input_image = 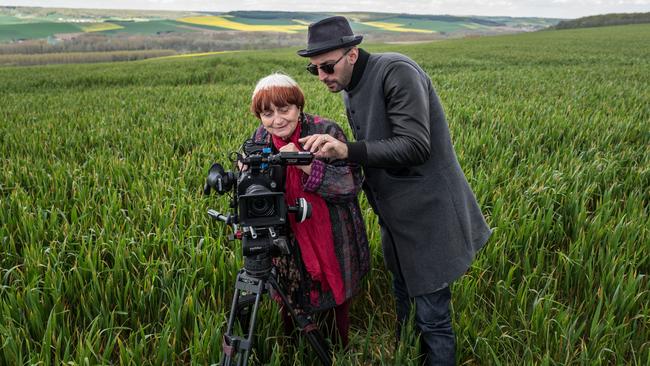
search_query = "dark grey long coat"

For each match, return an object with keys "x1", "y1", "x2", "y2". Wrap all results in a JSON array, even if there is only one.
[{"x1": 343, "y1": 51, "x2": 492, "y2": 297}]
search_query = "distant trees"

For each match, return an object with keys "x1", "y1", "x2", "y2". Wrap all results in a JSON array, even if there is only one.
[
  {"x1": 0, "y1": 28, "x2": 495, "y2": 67},
  {"x1": 0, "y1": 30, "x2": 447, "y2": 57},
  {"x1": 554, "y1": 12, "x2": 650, "y2": 29},
  {"x1": 0, "y1": 49, "x2": 176, "y2": 66},
  {"x1": 0, "y1": 31, "x2": 307, "y2": 55}
]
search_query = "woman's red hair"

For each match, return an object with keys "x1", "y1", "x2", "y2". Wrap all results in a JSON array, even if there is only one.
[{"x1": 250, "y1": 74, "x2": 305, "y2": 118}]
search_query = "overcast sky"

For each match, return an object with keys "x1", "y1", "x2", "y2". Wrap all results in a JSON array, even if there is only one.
[{"x1": 2, "y1": 0, "x2": 650, "y2": 19}]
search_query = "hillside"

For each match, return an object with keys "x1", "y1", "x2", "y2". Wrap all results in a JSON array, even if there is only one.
[
  {"x1": 0, "y1": 7, "x2": 561, "y2": 66},
  {"x1": 0, "y1": 6, "x2": 560, "y2": 44},
  {"x1": 553, "y1": 12, "x2": 650, "y2": 29}
]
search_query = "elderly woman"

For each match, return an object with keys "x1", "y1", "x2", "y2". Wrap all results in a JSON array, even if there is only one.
[{"x1": 248, "y1": 73, "x2": 370, "y2": 348}]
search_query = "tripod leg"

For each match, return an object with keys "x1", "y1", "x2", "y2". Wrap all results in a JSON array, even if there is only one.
[
  {"x1": 242, "y1": 288, "x2": 264, "y2": 365},
  {"x1": 235, "y1": 294, "x2": 257, "y2": 335},
  {"x1": 268, "y1": 275, "x2": 332, "y2": 366},
  {"x1": 221, "y1": 272, "x2": 266, "y2": 366},
  {"x1": 221, "y1": 281, "x2": 242, "y2": 366}
]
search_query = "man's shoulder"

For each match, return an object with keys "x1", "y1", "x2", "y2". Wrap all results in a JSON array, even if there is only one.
[
  {"x1": 369, "y1": 52, "x2": 422, "y2": 78},
  {"x1": 370, "y1": 52, "x2": 416, "y2": 65}
]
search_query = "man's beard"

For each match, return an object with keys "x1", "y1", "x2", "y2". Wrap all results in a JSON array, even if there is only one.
[
  {"x1": 323, "y1": 68, "x2": 351, "y2": 93},
  {"x1": 324, "y1": 79, "x2": 345, "y2": 93}
]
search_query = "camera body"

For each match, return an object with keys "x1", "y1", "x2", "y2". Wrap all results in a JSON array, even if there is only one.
[{"x1": 204, "y1": 140, "x2": 313, "y2": 276}]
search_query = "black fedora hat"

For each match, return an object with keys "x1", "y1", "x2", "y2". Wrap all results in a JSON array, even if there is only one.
[{"x1": 297, "y1": 16, "x2": 363, "y2": 57}]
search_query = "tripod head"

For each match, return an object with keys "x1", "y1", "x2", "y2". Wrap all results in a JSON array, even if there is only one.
[{"x1": 208, "y1": 209, "x2": 290, "y2": 277}]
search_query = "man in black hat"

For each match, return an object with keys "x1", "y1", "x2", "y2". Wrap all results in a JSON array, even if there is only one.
[{"x1": 298, "y1": 16, "x2": 492, "y2": 365}]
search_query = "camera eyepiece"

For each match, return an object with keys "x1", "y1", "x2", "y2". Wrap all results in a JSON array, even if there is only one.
[{"x1": 204, "y1": 163, "x2": 235, "y2": 195}]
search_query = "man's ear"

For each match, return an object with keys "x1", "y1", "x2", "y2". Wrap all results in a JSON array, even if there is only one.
[{"x1": 348, "y1": 47, "x2": 359, "y2": 65}]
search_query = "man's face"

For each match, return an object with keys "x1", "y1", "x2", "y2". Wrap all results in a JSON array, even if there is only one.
[{"x1": 308, "y1": 48, "x2": 357, "y2": 93}]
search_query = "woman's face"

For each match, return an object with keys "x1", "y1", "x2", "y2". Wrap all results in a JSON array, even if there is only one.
[{"x1": 259, "y1": 103, "x2": 300, "y2": 140}]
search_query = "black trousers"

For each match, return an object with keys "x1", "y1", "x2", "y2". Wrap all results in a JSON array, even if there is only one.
[{"x1": 393, "y1": 275, "x2": 456, "y2": 366}]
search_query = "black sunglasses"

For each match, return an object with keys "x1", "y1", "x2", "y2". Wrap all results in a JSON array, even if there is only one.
[{"x1": 306, "y1": 48, "x2": 351, "y2": 76}]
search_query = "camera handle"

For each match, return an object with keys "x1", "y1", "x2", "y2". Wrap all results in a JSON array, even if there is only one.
[
  {"x1": 208, "y1": 209, "x2": 239, "y2": 234},
  {"x1": 208, "y1": 209, "x2": 234, "y2": 224},
  {"x1": 288, "y1": 197, "x2": 311, "y2": 223}
]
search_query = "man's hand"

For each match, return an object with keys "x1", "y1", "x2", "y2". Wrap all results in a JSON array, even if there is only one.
[
  {"x1": 280, "y1": 143, "x2": 312, "y2": 175},
  {"x1": 299, "y1": 134, "x2": 348, "y2": 160}
]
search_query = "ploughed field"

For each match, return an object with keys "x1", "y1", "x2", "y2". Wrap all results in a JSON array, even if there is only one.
[{"x1": 1, "y1": 24, "x2": 648, "y2": 365}]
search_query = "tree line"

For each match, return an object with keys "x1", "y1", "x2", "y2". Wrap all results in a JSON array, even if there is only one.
[
  {"x1": 0, "y1": 31, "x2": 309, "y2": 55},
  {"x1": 553, "y1": 12, "x2": 650, "y2": 29},
  {"x1": 0, "y1": 30, "x2": 447, "y2": 58},
  {"x1": 0, "y1": 49, "x2": 176, "y2": 66}
]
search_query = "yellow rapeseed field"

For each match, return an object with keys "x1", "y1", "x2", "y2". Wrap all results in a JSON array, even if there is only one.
[
  {"x1": 81, "y1": 22, "x2": 124, "y2": 32},
  {"x1": 291, "y1": 19, "x2": 311, "y2": 26},
  {"x1": 177, "y1": 16, "x2": 306, "y2": 33},
  {"x1": 362, "y1": 21, "x2": 433, "y2": 33}
]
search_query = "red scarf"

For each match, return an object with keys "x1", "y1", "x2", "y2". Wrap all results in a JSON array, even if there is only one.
[{"x1": 271, "y1": 122, "x2": 345, "y2": 305}]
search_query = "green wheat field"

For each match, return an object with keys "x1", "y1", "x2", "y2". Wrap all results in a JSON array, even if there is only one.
[{"x1": 1, "y1": 24, "x2": 648, "y2": 365}]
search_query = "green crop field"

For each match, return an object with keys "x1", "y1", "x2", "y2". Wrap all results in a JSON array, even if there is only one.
[
  {"x1": 0, "y1": 22, "x2": 82, "y2": 41},
  {"x1": 349, "y1": 22, "x2": 384, "y2": 33},
  {"x1": 1, "y1": 24, "x2": 648, "y2": 365},
  {"x1": 488, "y1": 16, "x2": 560, "y2": 27},
  {"x1": 0, "y1": 14, "x2": 23, "y2": 25},
  {"x1": 371, "y1": 17, "x2": 491, "y2": 32}
]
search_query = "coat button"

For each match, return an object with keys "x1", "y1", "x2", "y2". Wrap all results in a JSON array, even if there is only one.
[{"x1": 351, "y1": 110, "x2": 356, "y2": 114}]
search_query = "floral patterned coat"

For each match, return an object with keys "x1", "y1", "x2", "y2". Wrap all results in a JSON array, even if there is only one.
[{"x1": 250, "y1": 112, "x2": 371, "y2": 313}]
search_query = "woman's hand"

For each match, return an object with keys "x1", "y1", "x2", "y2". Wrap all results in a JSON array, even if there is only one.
[
  {"x1": 237, "y1": 155, "x2": 248, "y2": 171},
  {"x1": 280, "y1": 143, "x2": 312, "y2": 175},
  {"x1": 279, "y1": 143, "x2": 299, "y2": 153},
  {"x1": 237, "y1": 161, "x2": 245, "y2": 171}
]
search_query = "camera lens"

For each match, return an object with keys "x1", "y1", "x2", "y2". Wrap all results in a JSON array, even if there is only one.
[
  {"x1": 245, "y1": 184, "x2": 277, "y2": 217},
  {"x1": 249, "y1": 196, "x2": 276, "y2": 217}
]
